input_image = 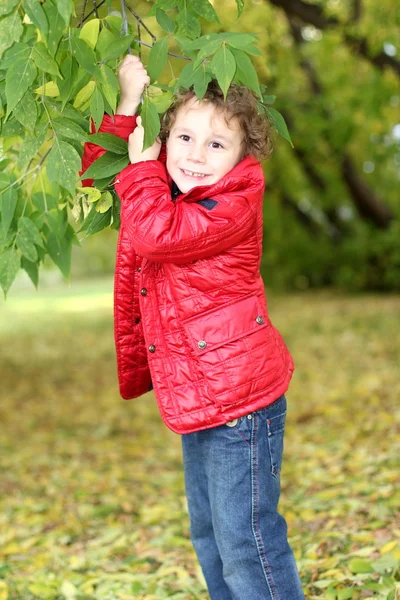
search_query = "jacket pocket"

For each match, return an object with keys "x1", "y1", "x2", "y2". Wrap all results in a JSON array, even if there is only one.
[
  {"x1": 183, "y1": 293, "x2": 268, "y2": 355},
  {"x1": 182, "y1": 293, "x2": 271, "y2": 406}
]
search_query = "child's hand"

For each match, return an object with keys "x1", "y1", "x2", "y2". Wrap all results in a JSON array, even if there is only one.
[
  {"x1": 117, "y1": 55, "x2": 150, "y2": 116},
  {"x1": 128, "y1": 116, "x2": 162, "y2": 164}
]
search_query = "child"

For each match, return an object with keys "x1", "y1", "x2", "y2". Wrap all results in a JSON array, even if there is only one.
[{"x1": 82, "y1": 55, "x2": 305, "y2": 600}]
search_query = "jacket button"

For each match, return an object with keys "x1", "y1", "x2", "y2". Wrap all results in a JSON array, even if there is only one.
[
  {"x1": 197, "y1": 340, "x2": 207, "y2": 350},
  {"x1": 141, "y1": 288, "x2": 147, "y2": 296},
  {"x1": 256, "y1": 316, "x2": 264, "y2": 325},
  {"x1": 148, "y1": 345, "x2": 156, "y2": 353},
  {"x1": 137, "y1": 267, "x2": 141, "y2": 273},
  {"x1": 135, "y1": 317, "x2": 140, "y2": 324}
]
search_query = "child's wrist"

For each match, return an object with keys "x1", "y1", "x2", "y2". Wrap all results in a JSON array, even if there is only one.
[{"x1": 116, "y1": 97, "x2": 141, "y2": 116}]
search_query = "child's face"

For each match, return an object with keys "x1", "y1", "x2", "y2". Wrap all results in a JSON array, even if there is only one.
[{"x1": 166, "y1": 98, "x2": 244, "y2": 194}]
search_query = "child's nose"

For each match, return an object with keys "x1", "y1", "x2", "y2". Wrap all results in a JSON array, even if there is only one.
[{"x1": 187, "y1": 144, "x2": 206, "y2": 163}]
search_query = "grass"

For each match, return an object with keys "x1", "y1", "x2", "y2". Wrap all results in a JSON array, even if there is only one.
[{"x1": 0, "y1": 280, "x2": 399, "y2": 599}]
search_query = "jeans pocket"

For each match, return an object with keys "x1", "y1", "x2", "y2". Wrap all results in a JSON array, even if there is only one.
[{"x1": 266, "y1": 411, "x2": 286, "y2": 479}]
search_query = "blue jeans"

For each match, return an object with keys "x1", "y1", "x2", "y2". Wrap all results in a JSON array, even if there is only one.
[{"x1": 181, "y1": 395, "x2": 305, "y2": 600}]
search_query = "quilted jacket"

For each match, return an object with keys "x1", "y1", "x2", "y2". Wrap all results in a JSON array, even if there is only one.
[{"x1": 81, "y1": 114, "x2": 294, "y2": 434}]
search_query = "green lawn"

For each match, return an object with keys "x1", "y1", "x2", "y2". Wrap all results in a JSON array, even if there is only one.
[{"x1": 1, "y1": 280, "x2": 399, "y2": 599}]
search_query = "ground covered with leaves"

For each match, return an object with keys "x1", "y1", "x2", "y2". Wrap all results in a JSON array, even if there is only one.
[{"x1": 0, "y1": 281, "x2": 399, "y2": 599}]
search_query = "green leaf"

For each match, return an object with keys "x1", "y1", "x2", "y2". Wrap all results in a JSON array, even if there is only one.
[
  {"x1": 1, "y1": 118, "x2": 24, "y2": 137},
  {"x1": 156, "y1": 9, "x2": 175, "y2": 34},
  {"x1": 47, "y1": 141, "x2": 81, "y2": 196},
  {"x1": 193, "y1": 37, "x2": 222, "y2": 69},
  {"x1": 79, "y1": 18, "x2": 100, "y2": 50},
  {"x1": 81, "y1": 151, "x2": 129, "y2": 180},
  {"x1": 43, "y1": 1, "x2": 65, "y2": 56},
  {"x1": 190, "y1": 0, "x2": 219, "y2": 23},
  {"x1": 210, "y1": 46, "x2": 236, "y2": 99},
  {"x1": 88, "y1": 133, "x2": 128, "y2": 154},
  {"x1": 0, "y1": 174, "x2": 10, "y2": 190},
  {"x1": 235, "y1": 0, "x2": 245, "y2": 17},
  {"x1": 223, "y1": 32, "x2": 259, "y2": 49},
  {"x1": 0, "y1": 42, "x2": 30, "y2": 69},
  {"x1": 45, "y1": 222, "x2": 74, "y2": 279},
  {"x1": 54, "y1": 0, "x2": 73, "y2": 26},
  {"x1": 192, "y1": 65, "x2": 212, "y2": 100},
  {"x1": 337, "y1": 590, "x2": 354, "y2": 599},
  {"x1": 100, "y1": 35, "x2": 135, "y2": 62},
  {"x1": 95, "y1": 26, "x2": 116, "y2": 57},
  {"x1": 79, "y1": 187, "x2": 102, "y2": 203},
  {"x1": 151, "y1": 90, "x2": 173, "y2": 114},
  {"x1": 16, "y1": 224, "x2": 38, "y2": 262},
  {"x1": 90, "y1": 86, "x2": 105, "y2": 132},
  {"x1": 5, "y1": 59, "x2": 37, "y2": 117},
  {"x1": 1, "y1": 0, "x2": 18, "y2": 17},
  {"x1": 176, "y1": 3, "x2": 201, "y2": 39},
  {"x1": 96, "y1": 191, "x2": 113, "y2": 213},
  {"x1": 71, "y1": 38, "x2": 100, "y2": 77},
  {"x1": 0, "y1": 10, "x2": 23, "y2": 59},
  {"x1": 53, "y1": 118, "x2": 88, "y2": 143},
  {"x1": 58, "y1": 55, "x2": 78, "y2": 109},
  {"x1": 0, "y1": 246, "x2": 20, "y2": 297},
  {"x1": 230, "y1": 47, "x2": 261, "y2": 98},
  {"x1": 21, "y1": 255, "x2": 39, "y2": 288},
  {"x1": 17, "y1": 122, "x2": 48, "y2": 171},
  {"x1": 140, "y1": 95, "x2": 161, "y2": 152},
  {"x1": 147, "y1": 38, "x2": 169, "y2": 82},
  {"x1": 32, "y1": 42, "x2": 61, "y2": 78},
  {"x1": 147, "y1": 0, "x2": 178, "y2": 15},
  {"x1": 265, "y1": 107, "x2": 293, "y2": 147},
  {"x1": 104, "y1": 15, "x2": 124, "y2": 37},
  {"x1": 13, "y1": 91, "x2": 38, "y2": 132},
  {"x1": 176, "y1": 61, "x2": 195, "y2": 89},
  {"x1": 0, "y1": 186, "x2": 18, "y2": 237},
  {"x1": 99, "y1": 64, "x2": 118, "y2": 114},
  {"x1": 263, "y1": 95, "x2": 276, "y2": 105},
  {"x1": 349, "y1": 558, "x2": 374, "y2": 574},
  {"x1": 23, "y1": 0, "x2": 49, "y2": 37},
  {"x1": 78, "y1": 205, "x2": 112, "y2": 237},
  {"x1": 17, "y1": 217, "x2": 44, "y2": 249}
]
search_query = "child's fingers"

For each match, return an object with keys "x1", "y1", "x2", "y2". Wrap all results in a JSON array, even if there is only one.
[{"x1": 136, "y1": 116, "x2": 143, "y2": 127}]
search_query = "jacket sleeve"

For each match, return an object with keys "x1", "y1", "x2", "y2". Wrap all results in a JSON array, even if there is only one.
[
  {"x1": 114, "y1": 160, "x2": 264, "y2": 264},
  {"x1": 80, "y1": 114, "x2": 137, "y2": 186}
]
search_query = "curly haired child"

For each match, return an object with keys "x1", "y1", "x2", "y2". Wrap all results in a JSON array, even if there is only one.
[{"x1": 81, "y1": 54, "x2": 305, "y2": 600}]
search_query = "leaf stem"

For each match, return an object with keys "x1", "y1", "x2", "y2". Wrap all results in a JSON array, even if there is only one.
[
  {"x1": 79, "y1": 0, "x2": 88, "y2": 27},
  {"x1": 120, "y1": 0, "x2": 132, "y2": 54},
  {"x1": 81, "y1": 0, "x2": 106, "y2": 25}
]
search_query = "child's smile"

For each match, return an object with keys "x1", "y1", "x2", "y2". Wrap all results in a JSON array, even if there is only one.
[{"x1": 166, "y1": 98, "x2": 244, "y2": 194}]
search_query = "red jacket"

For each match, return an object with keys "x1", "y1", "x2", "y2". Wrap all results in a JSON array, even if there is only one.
[{"x1": 81, "y1": 114, "x2": 294, "y2": 434}]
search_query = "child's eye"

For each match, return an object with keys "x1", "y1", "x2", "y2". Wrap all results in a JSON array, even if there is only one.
[
  {"x1": 210, "y1": 142, "x2": 223, "y2": 149},
  {"x1": 179, "y1": 135, "x2": 191, "y2": 142}
]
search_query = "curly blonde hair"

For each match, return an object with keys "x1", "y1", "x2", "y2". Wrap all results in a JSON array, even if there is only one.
[{"x1": 160, "y1": 79, "x2": 274, "y2": 161}]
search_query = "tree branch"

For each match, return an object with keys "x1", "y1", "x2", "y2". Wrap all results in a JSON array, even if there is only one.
[
  {"x1": 120, "y1": 0, "x2": 132, "y2": 53},
  {"x1": 79, "y1": 0, "x2": 89, "y2": 28},
  {"x1": 124, "y1": 1, "x2": 156, "y2": 43},
  {"x1": 81, "y1": 1, "x2": 106, "y2": 25}
]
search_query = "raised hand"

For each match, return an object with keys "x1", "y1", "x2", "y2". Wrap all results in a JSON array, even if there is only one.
[{"x1": 116, "y1": 55, "x2": 151, "y2": 116}]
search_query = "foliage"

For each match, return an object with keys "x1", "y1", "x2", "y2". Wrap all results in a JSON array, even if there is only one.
[
  {"x1": 0, "y1": 283, "x2": 399, "y2": 598},
  {"x1": 0, "y1": 0, "x2": 292, "y2": 297}
]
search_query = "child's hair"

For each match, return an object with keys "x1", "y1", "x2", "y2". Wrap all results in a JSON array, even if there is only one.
[{"x1": 160, "y1": 79, "x2": 274, "y2": 161}]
